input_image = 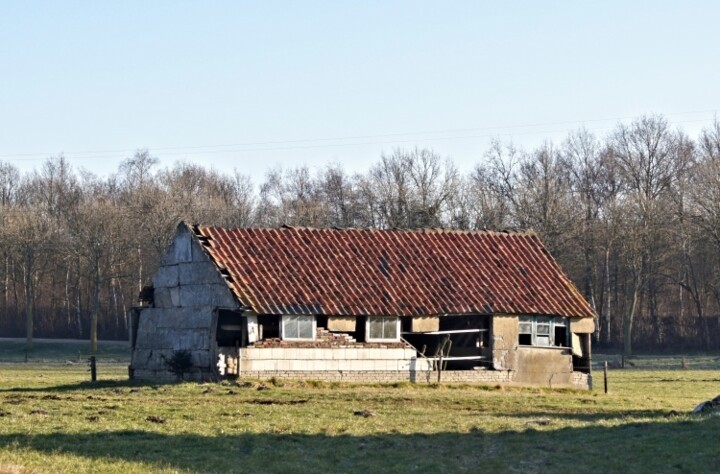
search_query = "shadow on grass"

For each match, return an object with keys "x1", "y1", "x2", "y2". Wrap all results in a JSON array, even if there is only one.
[
  {"x1": 1, "y1": 418, "x2": 718, "y2": 473},
  {"x1": 0, "y1": 379, "x2": 180, "y2": 394},
  {"x1": 489, "y1": 408, "x2": 678, "y2": 423}
]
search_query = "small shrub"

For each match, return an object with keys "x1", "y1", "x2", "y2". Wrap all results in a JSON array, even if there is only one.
[{"x1": 164, "y1": 350, "x2": 193, "y2": 380}]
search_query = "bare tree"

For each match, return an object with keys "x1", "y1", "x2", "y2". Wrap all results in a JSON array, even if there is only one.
[
  {"x1": 683, "y1": 120, "x2": 720, "y2": 348},
  {"x1": 0, "y1": 114, "x2": 717, "y2": 352},
  {"x1": 514, "y1": 142, "x2": 576, "y2": 256},
  {"x1": 118, "y1": 150, "x2": 160, "y2": 269},
  {"x1": 257, "y1": 166, "x2": 324, "y2": 226},
  {"x1": 318, "y1": 165, "x2": 365, "y2": 227},
  {"x1": 610, "y1": 115, "x2": 685, "y2": 355},
  {"x1": 70, "y1": 175, "x2": 130, "y2": 352},
  {"x1": 2, "y1": 209, "x2": 57, "y2": 350},
  {"x1": 369, "y1": 148, "x2": 458, "y2": 228},
  {"x1": 472, "y1": 140, "x2": 522, "y2": 230}
]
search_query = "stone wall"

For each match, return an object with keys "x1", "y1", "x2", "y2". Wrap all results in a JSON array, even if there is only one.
[{"x1": 130, "y1": 225, "x2": 240, "y2": 381}]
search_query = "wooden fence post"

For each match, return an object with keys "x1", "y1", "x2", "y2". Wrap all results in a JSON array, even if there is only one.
[
  {"x1": 89, "y1": 356, "x2": 97, "y2": 382},
  {"x1": 603, "y1": 361, "x2": 608, "y2": 394}
]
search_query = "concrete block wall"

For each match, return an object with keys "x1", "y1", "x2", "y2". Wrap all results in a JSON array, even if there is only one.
[
  {"x1": 151, "y1": 227, "x2": 236, "y2": 309},
  {"x1": 131, "y1": 306, "x2": 217, "y2": 381},
  {"x1": 131, "y1": 226, "x2": 240, "y2": 381},
  {"x1": 236, "y1": 346, "x2": 590, "y2": 389},
  {"x1": 239, "y1": 347, "x2": 434, "y2": 372}
]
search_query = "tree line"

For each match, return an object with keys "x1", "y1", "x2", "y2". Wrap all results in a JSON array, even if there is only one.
[{"x1": 1, "y1": 114, "x2": 719, "y2": 354}]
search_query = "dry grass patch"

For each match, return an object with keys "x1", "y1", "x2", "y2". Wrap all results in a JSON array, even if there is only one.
[{"x1": 0, "y1": 465, "x2": 36, "y2": 474}]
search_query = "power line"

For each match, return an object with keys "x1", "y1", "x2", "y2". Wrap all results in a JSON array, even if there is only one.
[{"x1": 0, "y1": 109, "x2": 716, "y2": 163}]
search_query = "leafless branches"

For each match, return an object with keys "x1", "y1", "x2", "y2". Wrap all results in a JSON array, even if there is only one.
[{"x1": 0, "y1": 116, "x2": 719, "y2": 353}]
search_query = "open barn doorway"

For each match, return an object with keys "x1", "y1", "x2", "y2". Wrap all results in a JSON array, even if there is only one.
[
  {"x1": 216, "y1": 309, "x2": 245, "y2": 347},
  {"x1": 403, "y1": 315, "x2": 491, "y2": 370},
  {"x1": 215, "y1": 309, "x2": 245, "y2": 377}
]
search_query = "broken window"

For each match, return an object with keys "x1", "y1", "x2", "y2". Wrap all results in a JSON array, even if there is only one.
[
  {"x1": 518, "y1": 316, "x2": 568, "y2": 347},
  {"x1": 553, "y1": 318, "x2": 568, "y2": 347},
  {"x1": 281, "y1": 315, "x2": 316, "y2": 340},
  {"x1": 518, "y1": 317, "x2": 533, "y2": 345},
  {"x1": 366, "y1": 316, "x2": 399, "y2": 342}
]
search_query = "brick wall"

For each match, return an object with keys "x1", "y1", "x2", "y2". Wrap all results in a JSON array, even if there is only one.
[{"x1": 239, "y1": 369, "x2": 591, "y2": 389}]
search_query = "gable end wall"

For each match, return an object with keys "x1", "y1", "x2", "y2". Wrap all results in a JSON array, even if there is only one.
[{"x1": 131, "y1": 225, "x2": 240, "y2": 381}]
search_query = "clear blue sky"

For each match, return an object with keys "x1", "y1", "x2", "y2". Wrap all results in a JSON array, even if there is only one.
[{"x1": 1, "y1": 1, "x2": 719, "y2": 181}]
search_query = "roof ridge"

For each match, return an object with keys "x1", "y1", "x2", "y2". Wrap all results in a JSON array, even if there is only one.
[{"x1": 193, "y1": 223, "x2": 538, "y2": 237}]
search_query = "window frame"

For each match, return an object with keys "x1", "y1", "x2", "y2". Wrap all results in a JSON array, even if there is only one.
[
  {"x1": 365, "y1": 316, "x2": 401, "y2": 343},
  {"x1": 280, "y1": 315, "x2": 316, "y2": 341},
  {"x1": 518, "y1": 315, "x2": 568, "y2": 348}
]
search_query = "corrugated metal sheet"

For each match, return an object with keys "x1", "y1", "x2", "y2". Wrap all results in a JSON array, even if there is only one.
[{"x1": 193, "y1": 225, "x2": 595, "y2": 319}]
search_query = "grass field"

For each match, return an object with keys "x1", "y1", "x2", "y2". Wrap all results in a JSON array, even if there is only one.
[
  {"x1": 0, "y1": 345, "x2": 718, "y2": 473},
  {"x1": 0, "y1": 339, "x2": 129, "y2": 364}
]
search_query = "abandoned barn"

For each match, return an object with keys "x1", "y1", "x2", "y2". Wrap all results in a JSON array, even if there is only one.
[{"x1": 129, "y1": 223, "x2": 596, "y2": 388}]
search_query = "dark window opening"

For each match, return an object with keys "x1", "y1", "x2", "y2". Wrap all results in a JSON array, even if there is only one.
[
  {"x1": 554, "y1": 325, "x2": 568, "y2": 348},
  {"x1": 351, "y1": 316, "x2": 367, "y2": 343},
  {"x1": 216, "y1": 310, "x2": 244, "y2": 347},
  {"x1": 257, "y1": 315, "x2": 280, "y2": 340},
  {"x1": 316, "y1": 315, "x2": 328, "y2": 330},
  {"x1": 401, "y1": 317, "x2": 412, "y2": 333},
  {"x1": 518, "y1": 333, "x2": 532, "y2": 345}
]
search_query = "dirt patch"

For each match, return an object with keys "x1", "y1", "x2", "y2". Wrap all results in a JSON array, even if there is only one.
[
  {"x1": 526, "y1": 418, "x2": 551, "y2": 426},
  {"x1": 244, "y1": 399, "x2": 308, "y2": 406},
  {"x1": 4, "y1": 399, "x2": 24, "y2": 406}
]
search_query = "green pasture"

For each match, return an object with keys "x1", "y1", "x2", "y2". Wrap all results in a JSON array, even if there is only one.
[
  {"x1": 0, "y1": 340, "x2": 130, "y2": 364},
  {"x1": 0, "y1": 344, "x2": 718, "y2": 473}
]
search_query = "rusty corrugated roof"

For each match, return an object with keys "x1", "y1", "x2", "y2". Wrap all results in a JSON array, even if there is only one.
[{"x1": 192, "y1": 224, "x2": 595, "y2": 319}]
